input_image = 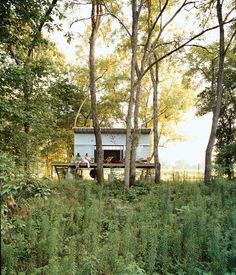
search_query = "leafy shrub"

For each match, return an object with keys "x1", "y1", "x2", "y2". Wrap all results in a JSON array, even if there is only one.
[
  {"x1": 0, "y1": 152, "x2": 16, "y2": 184},
  {"x1": 20, "y1": 177, "x2": 53, "y2": 199},
  {"x1": 117, "y1": 259, "x2": 146, "y2": 275},
  {"x1": 1, "y1": 177, "x2": 53, "y2": 200}
]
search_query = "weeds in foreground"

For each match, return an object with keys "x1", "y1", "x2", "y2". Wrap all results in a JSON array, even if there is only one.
[{"x1": 1, "y1": 179, "x2": 236, "y2": 274}]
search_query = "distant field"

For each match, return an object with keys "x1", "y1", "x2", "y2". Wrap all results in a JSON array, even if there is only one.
[
  {"x1": 161, "y1": 169, "x2": 204, "y2": 181},
  {"x1": 104, "y1": 168, "x2": 204, "y2": 182}
]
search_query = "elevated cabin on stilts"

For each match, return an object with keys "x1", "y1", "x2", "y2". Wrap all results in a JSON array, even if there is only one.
[
  {"x1": 51, "y1": 127, "x2": 154, "y2": 180},
  {"x1": 74, "y1": 127, "x2": 151, "y2": 163}
]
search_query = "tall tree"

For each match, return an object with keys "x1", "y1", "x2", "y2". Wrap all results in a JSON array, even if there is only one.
[
  {"x1": 0, "y1": 0, "x2": 59, "y2": 178},
  {"x1": 129, "y1": 0, "x2": 236, "y2": 185},
  {"x1": 193, "y1": 44, "x2": 236, "y2": 180},
  {"x1": 89, "y1": 0, "x2": 104, "y2": 184},
  {"x1": 0, "y1": 42, "x2": 67, "y2": 175},
  {"x1": 215, "y1": 88, "x2": 236, "y2": 180},
  {"x1": 124, "y1": 0, "x2": 142, "y2": 187},
  {"x1": 130, "y1": 0, "x2": 195, "y2": 185},
  {"x1": 150, "y1": 54, "x2": 161, "y2": 184},
  {"x1": 204, "y1": 0, "x2": 226, "y2": 183}
]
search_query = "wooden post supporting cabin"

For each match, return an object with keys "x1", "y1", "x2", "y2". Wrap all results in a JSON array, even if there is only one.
[
  {"x1": 51, "y1": 162, "x2": 155, "y2": 181},
  {"x1": 50, "y1": 165, "x2": 53, "y2": 179}
]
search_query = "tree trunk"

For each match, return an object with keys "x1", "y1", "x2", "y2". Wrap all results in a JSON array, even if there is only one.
[
  {"x1": 23, "y1": 84, "x2": 31, "y2": 178},
  {"x1": 21, "y1": 0, "x2": 58, "y2": 178},
  {"x1": 89, "y1": 1, "x2": 104, "y2": 184},
  {"x1": 130, "y1": 77, "x2": 142, "y2": 186},
  {"x1": 150, "y1": 56, "x2": 161, "y2": 184},
  {"x1": 23, "y1": 122, "x2": 30, "y2": 177},
  {"x1": 74, "y1": 97, "x2": 88, "y2": 128},
  {"x1": 130, "y1": 0, "x2": 154, "y2": 185},
  {"x1": 66, "y1": 115, "x2": 70, "y2": 162},
  {"x1": 204, "y1": 0, "x2": 225, "y2": 184},
  {"x1": 124, "y1": 0, "x2": 139, "y2": 188},
  {"x1": 147, "y1": 0, "x2": 161, "y2": 183}
]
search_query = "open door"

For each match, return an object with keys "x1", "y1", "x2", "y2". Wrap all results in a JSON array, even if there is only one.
[{"x1": 94, "y1": 145, "x2": 124, "y2": 163}]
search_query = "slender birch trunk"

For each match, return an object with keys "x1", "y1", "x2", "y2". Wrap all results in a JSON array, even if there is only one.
[
  {"x1": 204, "y1": 0, "x2": 225, "y2": 184},
  {"x1": 89, "y1": 1, "x2": 104, "y2": 184},
  {"x1": 130, "y1": 77, "x2": 142, "y2": 185},
  {"x1": 130, "y1": 0, "x2": 152, "y2": 185},
  {"x1": 124, "y1": 0, "x2": 139, "y2": 187},
  {"x1": 150, "y1": 56, "x2": 161, "y2": 184}
]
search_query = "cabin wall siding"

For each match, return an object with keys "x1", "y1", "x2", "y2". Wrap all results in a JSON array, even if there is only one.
[{"x1": 74, "y1": 133, "x2": 150, "y2": 160}]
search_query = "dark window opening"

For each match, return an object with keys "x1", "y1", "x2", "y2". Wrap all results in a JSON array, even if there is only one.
[
  {"x1": 94, "y1": 149, "x2": 124, "y2": 163},
  {"x1": 104, "y1": 150, "x2": 123, "y2": 163}
]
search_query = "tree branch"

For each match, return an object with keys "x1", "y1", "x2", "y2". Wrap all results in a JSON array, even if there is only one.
[
  {"x1": 95, "y1": 68, "x2": 108, "y2": 82},
  {"x1": 8, "y1": 45, "x2": 20, "y2": 65},
  {"x1": 149, "y1": 0, "x2": 169, "y2": 36},
  {"x1": 102, "y1": 1, "x2": 131, "y2": 37},
  {"x1": 28, "y1": 0, "x2": 58, "y2": 58},
  {"x1": 152, "y1": 0, "x2": 192, "y2": 47},
  {"x1": 184, "y1": 43, "x2": 213, "y2": 53},
  {"x1": 224, "y1": 28, "x2": 236, "y2": 55},
  {"x1": 70, "y1": 16, "x2": 94, "y2": 27},
  {"x1": 138, "y1": 0, "x2": 145, "y2": 15},
  {"x1": 224, "y1": 6, "x2": 236, "y2": 22},
  {"x1": 141, "y1": 0, "x2": 169, "y2": 68},
  {"x1": 143, "y1": 17, "x2": 236, "y2": 78},
  {"x1": 74, "y1": 96, "x2": 88, "y2": 128}
]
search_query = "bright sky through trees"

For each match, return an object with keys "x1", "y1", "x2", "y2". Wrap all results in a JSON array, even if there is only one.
[
  {"x1": 159, "y1": 109, "x2": 212, "y2": 168},
  {"x1": 50, "y1": 30, "x2": 212, "y2": 168},
  {"x1": 47, "y1": 3, "x2": 220, "y2": 169}
]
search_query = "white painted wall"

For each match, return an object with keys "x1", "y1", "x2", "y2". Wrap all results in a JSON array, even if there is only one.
[{"x1": 74, "y1": 133, "x2": 150, "y2": 160}]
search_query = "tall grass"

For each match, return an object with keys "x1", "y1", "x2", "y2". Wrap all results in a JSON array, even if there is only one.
[{"x1": 1, "y1": 179, "x2": 236, "y2": 274}]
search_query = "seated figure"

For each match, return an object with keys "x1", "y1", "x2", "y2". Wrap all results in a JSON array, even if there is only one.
[
  {"x1": 83, "y1": 153, "x2": 91, "y2": 168},
  {"x1": 75, "y1": 153, "x2": 83, "y2": 168}
]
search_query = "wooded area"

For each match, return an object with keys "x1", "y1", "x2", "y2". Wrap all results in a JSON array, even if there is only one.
[
  {"x1": 1, "y1": 0, "x2": 235, "y2": 185},
  {"x1": 1, "y1": 0, "x2": 236, "y2": 273}
]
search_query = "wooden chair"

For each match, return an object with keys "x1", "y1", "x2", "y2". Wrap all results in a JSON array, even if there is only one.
[{"x1": 104, "y1": 156, "x2": 114, "y2": 163}]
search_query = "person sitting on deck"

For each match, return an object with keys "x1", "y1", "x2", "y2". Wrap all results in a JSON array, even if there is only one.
[
  {"x1": 75, "y1": 153, "x2": 83, "y2": 168},
  {"x1": 83, "y1": 153, "x2": 91, "y2": 168}
]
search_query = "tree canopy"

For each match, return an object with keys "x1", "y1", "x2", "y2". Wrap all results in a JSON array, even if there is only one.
[{"x1": 1, "y1": 0, "x2": 235, "y2": 182}]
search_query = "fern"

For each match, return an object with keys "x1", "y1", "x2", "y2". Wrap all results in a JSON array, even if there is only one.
[
  {"x1": 47, "y1": 257, "x2": 60, "y2": 275},
  {"x1": 207, "y1": 221, "x2": 226, "y2": 274},
  {"x1": 156, "y1": 229, "x2": 169, "y2": 272},
  {"x1": 116, "y1": 260, "x2": 147, "y2": 275},
  {"x1": 145, "y1": 226, "x2": 159, "y2": 274},
  {"x1": 25, "y1": 215, "x2": 38, "y2": 249},
  {"x1": 97, "y1": 227, "x2": 121, "y2": 273},
  {"x1": 1, "y1": 242, "x2": 18, "y2": 273},
  {"x1": 61, "y1": 237, "x2": 77, "y2": 275},
  {"x1": 37, "y1": 212, "x2": 50, "y2": 266},
  {"x1": 47, "y1": 218, "x2": 60, "y2": 259}
]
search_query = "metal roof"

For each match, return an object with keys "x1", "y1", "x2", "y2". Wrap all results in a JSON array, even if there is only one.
[{"x1": 73, "y1": 127, "x2": 151, "y2": 134}]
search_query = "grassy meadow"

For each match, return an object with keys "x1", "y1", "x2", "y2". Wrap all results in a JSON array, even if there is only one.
[{"x1": 1, "y1": 178, "x2": 236, "y2": 274}]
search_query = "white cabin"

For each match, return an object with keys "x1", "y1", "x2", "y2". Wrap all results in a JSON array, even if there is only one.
[{"x1": 74, "y1": 128, "x2": 151, "y2": 162}]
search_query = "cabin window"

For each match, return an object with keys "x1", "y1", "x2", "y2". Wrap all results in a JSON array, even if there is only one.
[{"x1": 94, "y1": 145, "x2": 124, "y2": 163}]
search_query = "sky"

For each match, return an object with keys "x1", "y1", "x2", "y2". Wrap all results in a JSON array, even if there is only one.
[
  {"x1": 158, "y1": 109, "x2": 212, "y2": 168},
  {"x1": 48, "y1": 4, "x2": 217, "y2": 169}
]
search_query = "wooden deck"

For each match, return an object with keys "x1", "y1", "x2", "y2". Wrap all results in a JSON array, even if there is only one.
[
  {"x1": 51, "y1": 162, "x2": 155, "y2": 180},
  {"x1": 51, "y1": 162, "x2": 155, "y2": 169}
]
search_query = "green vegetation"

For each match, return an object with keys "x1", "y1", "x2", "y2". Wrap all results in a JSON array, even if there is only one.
[
  {"x1": 1, "y1": 1, "x2": 235, "y2": 273},
  {"x1": 192, "y1": 45, "x2": 236, "y2": 180},
  {"x1": 1, "y1": 179, "x2": 236, "y2": 274}
]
